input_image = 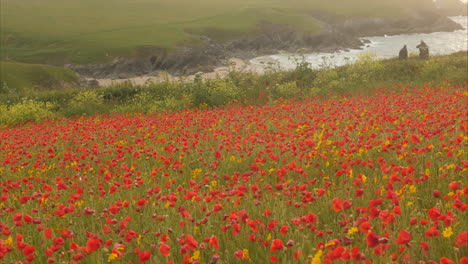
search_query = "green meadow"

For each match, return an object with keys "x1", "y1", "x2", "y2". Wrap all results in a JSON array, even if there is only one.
[
  {"x1": 0, "y1": 61, "x2": 79, "y2": 93},
  {"x1": 1, "y1": 0, "x2": 433, "y2": 64}
]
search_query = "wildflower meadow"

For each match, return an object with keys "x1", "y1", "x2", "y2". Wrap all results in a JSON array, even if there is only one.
[{"x1": 0, "y1": 84, "x2": 467, "y2": 263}]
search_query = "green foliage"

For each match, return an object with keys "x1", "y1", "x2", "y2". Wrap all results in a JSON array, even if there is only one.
[
  {"x1": 420, "y1": 60, "x2": 456, "y2": 81},
  {"x1": 312, "y1": 69, "x2": 341, "y2": 92},
  {"x1": 0, "y1": 51, "x2": 466, "y2": 125},
  {"x1": 0, "y1": 100, "x2": 56, "y2": 125},
  {"x1": 65, "y1": 90, "x2": 105, "y2": 116},
  {"x1": 0, "y1": 61, "x2": 78, "y2": 93},
  {"x1": 273, "y1": 81, "x2": 301, "y2": 99},
  {"x1": 192, "y1": 77, "x2": 240, "y2": 107},
  {"x1": 345, "y1": 53, "x2": 384, "y2": 85},
  {"x1": 1, "y1": 0, "x2": 438, "y2": 64}
]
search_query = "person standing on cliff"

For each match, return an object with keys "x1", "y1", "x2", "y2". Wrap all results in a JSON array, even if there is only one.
[
  {"x1": 399, "y1": 45, "x2": 408, "y2": 59},
  {"x1": 416, "y1": 40, "x2": 429, "y2": 59}
]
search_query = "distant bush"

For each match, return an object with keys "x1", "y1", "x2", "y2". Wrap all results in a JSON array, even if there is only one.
[
  {"x1": 312, "y1": 69, "x2": 341, "y2": 92},
  {"x1": 192, "y1": 78, "x2": 240, "y2": 107},
  {"x1": 420, "y1": 60, "x2": 456, "y2": 81},
  {"x1": 0, "y1": 100, "x2": 56, "y2": 125},
  {"x1": 346, "y1": 53, "x2": 384, "y2": 85},
  {"x1": 273, "y1": 81, "x2": 301, "y2": 99},
  {"x1": 64, "y1": 90, "x2": 105, "y2": 116}
]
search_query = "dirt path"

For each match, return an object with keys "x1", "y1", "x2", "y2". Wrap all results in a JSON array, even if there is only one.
[{"x1": 90, "y1": 58, "x2": 264, "y2": 86}]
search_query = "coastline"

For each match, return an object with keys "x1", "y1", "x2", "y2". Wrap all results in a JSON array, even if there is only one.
[{"x1": 77, "y1": 14, "x2": 464, "y2": 87}]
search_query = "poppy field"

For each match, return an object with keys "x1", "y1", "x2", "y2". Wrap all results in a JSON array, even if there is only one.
[{"x1": 0, "y1": 84, "x2": 467, "y2": 263}]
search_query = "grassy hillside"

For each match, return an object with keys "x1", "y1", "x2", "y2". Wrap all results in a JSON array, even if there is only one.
[
  {"x1": 1, "y1": 0, "x2": 435, "y2": 64},
  {"x1": 0, "y1": 61, "x2": 79, "y2": 93}
]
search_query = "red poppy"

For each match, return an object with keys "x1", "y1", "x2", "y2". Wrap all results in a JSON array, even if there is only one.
[
  {"x1": 280, "y1": 225, "x2": 289, "y2": 235},
  {"x1": 139, "y1": 251, "x2": 151, "y2": 263},
  {"x1": 420, "y1": 241, "x2": 429, "y2": 251},
  {"x1": 159, "y1": 243, "x2": 170, "y2": 257},
  {"x1": 440, "y1": 257, "x2": 455, "y2": 264},
  {"x1": 85, "y1": 238, "x2": 101, "y2": 254},
  {"x1": 455, "y1": 232, "x2": 468, "y2": 247},
  {"x1": 395, "y1": 230, "x2": 411, "y2": 246},
  {"x1": 366, "y1": 232, "x2": 380, "y2": 248},
  {"x1": 410, "y1": 134, "x2": 420, "y2": 144},
  {"x1": 270, "y1": 239, "x2": 284, "y2": 252},
  {"x1": 460, "y1": 257, "x2": 468, "y2": 264},
  {"x1": 209, "y1": 236, "x2": 219, "y2": 250},
  {"x1": 44, "y1": 228, "x2": 53, "y2": 240},
  {"x1": 424, "y1": 226, "x2": 440, "y2": 238},
  {"x1": 332, "y1": 198, "x2": 343, "y2": 212},
  {"x1": 448, "y1": 181, "x2": 459, "y2": 190}
]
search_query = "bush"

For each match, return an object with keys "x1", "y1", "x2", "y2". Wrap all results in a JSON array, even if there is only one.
[
  {"x1": 420, "y1": 60, "x2": 456, "y2": 81},
  {"x1": 64, "y1": 90, "x2": 106, "y2": 116},
  {"x1": 192, "y1": 78, "x2": 240, "y2": 107},
  {"x1": 312, "y1": 69, "x2": 341, "y2": 92},
  {"x1": 273, "y1": 81, "x2": 302, "y2": 99},
  {"x1": 0, "y1": 100, "x2": 56, "y2": 125},
  {"x1": 346, "y1": 53, "x2": 384, "y2": 84}
]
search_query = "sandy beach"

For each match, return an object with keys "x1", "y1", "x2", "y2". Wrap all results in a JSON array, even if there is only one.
[{"x1": 89, "y1": 58, "x2": 264, "y2": 87}]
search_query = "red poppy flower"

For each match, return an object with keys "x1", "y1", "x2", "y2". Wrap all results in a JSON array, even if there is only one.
[
  {"x1": 395, "y1": 230, "x2": 411, "y2": 246},
  {"x1": 440, "y1": 257, "x2": 455, "y2": 264},
  {"x1": 209, "y1": 236, "x2": 219, "y2": 250},
  {"x1": 270, "y1": 239, "x2": 284, "y2": 252},
  {"x1": 455, "y1": 232, "x2": 468, "y2": 247},
  {"x1": 85, "y1": 238, "x2": 101, "y2": 254},
  {"x1": 410, "y1": 134, "x2": 420, "y2": 144},
  {"x1": 332, "y1": 198, "x2": 343, "y2": 212},
  {"x1": 139, "y1": 251, "x2": 151, "y2": 263},
  {"x1": 424, "y1": 226, "x2": 440, "y2": 238},
  {"x1": 366, "y1": 232, "x2": 380, "y2": 248},
  {"x1": 448, "y1": 181, "x2": 459, "y2": 190},
  {"x1": 159, "y1": 243, "x2": 170, "y2": 257},
  {"x1": 280, "y1": 225, "x2": 289, "y2": 235}
]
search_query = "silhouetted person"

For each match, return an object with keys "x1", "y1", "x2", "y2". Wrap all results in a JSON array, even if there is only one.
[
  {"x1": 416, "y1": 40, "x2": 429, "y2": 59},
  {"x1": 399, "y1": 45, "x2": 408, "y2": 59}
]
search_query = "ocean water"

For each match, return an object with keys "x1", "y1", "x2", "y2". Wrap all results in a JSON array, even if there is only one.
[{"x1": 250, "y1": 16, "x2": 468, "y2": 70}]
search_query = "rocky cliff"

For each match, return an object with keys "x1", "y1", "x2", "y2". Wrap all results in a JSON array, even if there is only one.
[{"x1": 70, "y1": 11, "x2": 463, "y2": 79}]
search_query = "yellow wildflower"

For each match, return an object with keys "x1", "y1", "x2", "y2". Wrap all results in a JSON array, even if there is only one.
[
  {"x1": 442, "y1": 227, "x2": 453, "y2": 238},
  {"x1": 3, "y1": 236, "x2": 13, "y2": 247},
  {"x1": 311, "y1": 250, "x2": 323, "y2": 264},
  {"x1": 190, "y1": 250, "x2": 200, "y2": 262},
  {"x1": 108, "y1": 253, "x2": 118, "y2": 261},
  {"x1": 347, "y1": 227, "x2": 358, "y2": 236}
]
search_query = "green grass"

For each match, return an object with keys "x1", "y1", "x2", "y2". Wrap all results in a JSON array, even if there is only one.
[
  {"x1": 0, "y1": 51, "x2": 466, "y2": 125},
  {"x1": 0, "y1": 61, "x2": 79, "y2": 93},
  {"x1": 1, "y1": 0, "x2": 436, "y2": 64}
]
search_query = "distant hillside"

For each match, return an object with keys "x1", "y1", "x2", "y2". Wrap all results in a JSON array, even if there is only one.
[
  {"x1": 0, "y1": 0, "x2": 457, "y2": 65},
  {"x1": 0, "y1": 61, "x2": 80, "y2": 93}
]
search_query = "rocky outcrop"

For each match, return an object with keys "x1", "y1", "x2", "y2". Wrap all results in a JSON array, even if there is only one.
[{"x1": 69, "y1": 11, "x2": 463, "y2": 79}]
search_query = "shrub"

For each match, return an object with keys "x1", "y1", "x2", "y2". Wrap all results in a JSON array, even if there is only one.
[
  {"x1": 274, "y1": 81, "x2": 302, "y2": 99},
  {"x1": 0, "y1": 100, "x2": 55, "y2": 125},
  {"x1": 64, "y1": 90, "x2": 105, "y2": 116},
  {"x1": 312, "y1": 69, "x2": 341, "y2": 92},
  {"x1": 420, "y1": 60, "x2": 456, "y2": 81},
  {"x1": 346, "y1": 53, "x2": 384, "y2": 84},
  {"x1": 192, "y1": 78, "x2": 240, "y2": 107}
]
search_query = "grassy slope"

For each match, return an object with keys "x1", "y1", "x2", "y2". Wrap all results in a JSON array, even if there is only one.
[
  {"x1": 0, "y1": 61, "x2": 79, "y2": 93},
  {"x1": 1, "y1": 0, "x2": 433, "y2": 64}
]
